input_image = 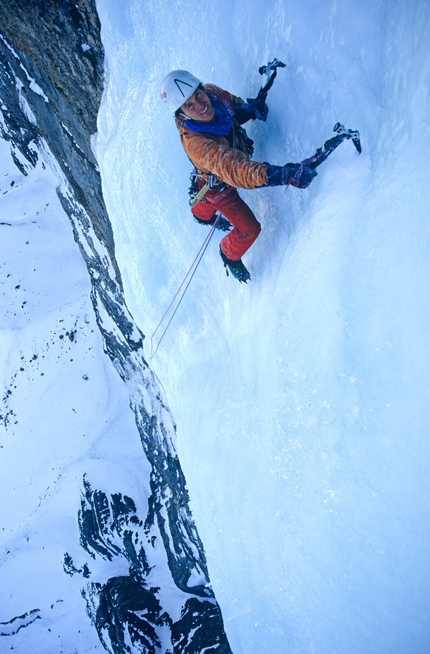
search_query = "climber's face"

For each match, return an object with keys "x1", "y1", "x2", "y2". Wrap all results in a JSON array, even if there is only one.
[{"x1": 180, "y1": 88, "x2": 215, "y2": 122}]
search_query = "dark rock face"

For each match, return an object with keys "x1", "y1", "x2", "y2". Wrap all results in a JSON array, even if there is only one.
[
  {"x1": 68, "y1": 478, "x2": 231, "y2": 653},
  {"x1": 0, "y1": 2, "x2": 232, "y2": 652},
  {"x1": 0, "y1": 0, "x2": 103, "y2": 131},
  {"x1": 0, "y1": 0, "x2": 114, "y2": 259}
]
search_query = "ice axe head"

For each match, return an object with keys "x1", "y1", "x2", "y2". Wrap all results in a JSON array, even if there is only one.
[
  {"x1": 258, "y1": 58, "x2": 286, "y2": 77},
  {"x1": 256, "y1": 59, "x2": 286, "y2": 97}
]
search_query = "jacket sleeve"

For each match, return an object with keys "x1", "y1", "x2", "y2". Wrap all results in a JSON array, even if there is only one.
[{"x1": 181, "y1": 131, "x2": 269, "y2": 190}]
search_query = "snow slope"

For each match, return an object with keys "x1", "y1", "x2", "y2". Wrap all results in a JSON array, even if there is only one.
[
  {"x1": 95, "y1": 0, "x2": 430, "y2": 652},
  {"x1": 0, "y1": 137, "x2": 151, "y2": 650}
]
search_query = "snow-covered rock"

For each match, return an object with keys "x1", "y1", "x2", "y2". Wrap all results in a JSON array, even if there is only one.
[{"x1": 0, "y1": 2, "x2": 230, "y2": 652}]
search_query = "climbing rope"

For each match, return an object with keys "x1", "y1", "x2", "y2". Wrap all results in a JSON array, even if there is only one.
[{"x1": 150, "y1": 213, "x2": 221, "y2": 358}]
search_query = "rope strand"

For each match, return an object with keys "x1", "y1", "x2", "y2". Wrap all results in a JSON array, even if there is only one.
[{"x1": 150, "y1": 214, "x2": 220, "y2": 358}]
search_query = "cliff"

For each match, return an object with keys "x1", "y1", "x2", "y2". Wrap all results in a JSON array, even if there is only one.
[{"x1": 0, "y1": 1, "x2": 231, "y2": 652}]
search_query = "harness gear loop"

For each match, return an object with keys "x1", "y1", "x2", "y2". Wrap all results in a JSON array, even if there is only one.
[
  {"x1": 189, "y1": 179, "x2": 210, "y2": 207},
  {"x1": 189, "y1": 172, "x2": 220, "y2": 207}
]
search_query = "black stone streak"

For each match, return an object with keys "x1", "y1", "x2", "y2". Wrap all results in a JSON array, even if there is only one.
[{"x1": 0, "y1": 609, "x2": 42, "y2": 636}]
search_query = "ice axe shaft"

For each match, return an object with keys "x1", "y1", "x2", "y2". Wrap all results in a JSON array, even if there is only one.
[{"x1": 256, "y1": 58, "x2": 286, "y2": 100}]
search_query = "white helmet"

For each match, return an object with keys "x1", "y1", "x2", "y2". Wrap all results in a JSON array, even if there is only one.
[{"x1": 160, "y1": 70, "x2": 201, "y2": 113}]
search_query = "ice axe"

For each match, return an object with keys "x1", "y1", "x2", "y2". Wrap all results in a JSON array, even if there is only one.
[
  {"x1": 247, "y1": 58, "x2": 286, "y2": 121},
  {"x1": 258, "y1": 58, "x2": 286, "y2": 91}
]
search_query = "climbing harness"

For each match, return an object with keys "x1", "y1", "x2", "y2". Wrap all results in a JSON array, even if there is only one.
[{"x1": 188, "y1": 171, "x2": 221, "y2": 207}]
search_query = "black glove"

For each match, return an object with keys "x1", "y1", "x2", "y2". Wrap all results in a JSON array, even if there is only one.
[
  {"x1": 265, "y1": 163, "x2": 318, "y2": 188},
  {"x1": 246, "y1": 96, "x2": 269, "y2": 121},
  {"x1": 235, "y1": 98, "x2": 269, "y2": 124}
]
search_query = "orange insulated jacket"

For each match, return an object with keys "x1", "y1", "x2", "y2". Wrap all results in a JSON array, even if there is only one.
[{"x1": 176, "y1": 84, "x2": 269, "y2": 190}]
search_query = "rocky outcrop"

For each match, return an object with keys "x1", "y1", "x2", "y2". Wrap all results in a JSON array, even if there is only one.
[
  {"x1": 0, "y1": 0, "x2": 113, "y2": 257},
  {"x1": 0, "y1": 1, "x2": 231, "y2": 652}
]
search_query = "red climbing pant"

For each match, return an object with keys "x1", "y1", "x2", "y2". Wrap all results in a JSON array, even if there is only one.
[{"x1": 191, "y1": 185, "x2": 261, "y2": 261}]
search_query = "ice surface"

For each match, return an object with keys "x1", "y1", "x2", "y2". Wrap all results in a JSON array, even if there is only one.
[{"x1": 95, "y1": 0, "x2": 430, "y2": 652}]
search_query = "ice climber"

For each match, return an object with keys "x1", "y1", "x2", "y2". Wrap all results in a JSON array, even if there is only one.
[{"x1": 160, "y1": 68, "x2": 361, "y2": 283}]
